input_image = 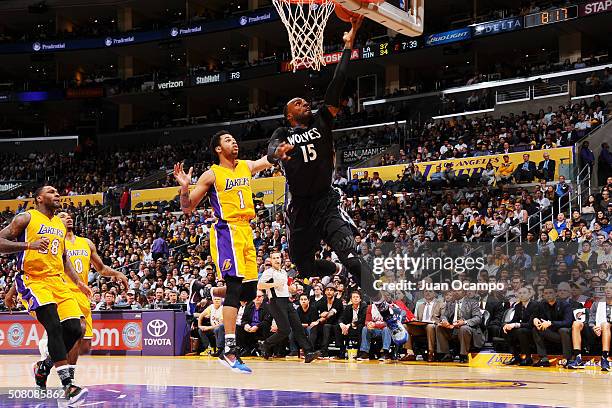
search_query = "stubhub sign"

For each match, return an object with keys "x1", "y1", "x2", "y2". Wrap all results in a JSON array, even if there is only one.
[{"x1": 426, "y1": 27, "x2": 471, "y2": 46}]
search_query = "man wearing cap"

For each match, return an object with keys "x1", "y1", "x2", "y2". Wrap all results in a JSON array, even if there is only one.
[
  {"x1": 315, "y1": 283, "x2": 344, "y2": 358},
  {"x1": 125, "y1": 290, "x2": 142, "y2": 309}
]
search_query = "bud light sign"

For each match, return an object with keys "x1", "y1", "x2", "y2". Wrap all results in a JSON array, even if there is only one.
[{"x1": 425, "y1": 27, "x2": 472, "y2": 46}]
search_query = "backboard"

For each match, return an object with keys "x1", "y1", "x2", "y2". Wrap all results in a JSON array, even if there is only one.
[{"x1": 335, "y1": 0, "x2": 424, "y2": 36}]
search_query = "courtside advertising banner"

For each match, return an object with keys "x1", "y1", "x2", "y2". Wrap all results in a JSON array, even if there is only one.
[
  {"x1": 0, "y1": 193, "x2": 104, "y2": 213},
  {"x1": 0, "y1": 313, "x2": 142, "y2": 353},
  {"x1": 350, "y1": 146, "x2": 573, "y2": 181}
]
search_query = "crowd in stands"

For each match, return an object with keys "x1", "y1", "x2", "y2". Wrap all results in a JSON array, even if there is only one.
[{"x1": 1, "y1": 159, "x2": 610, "y2": 366}]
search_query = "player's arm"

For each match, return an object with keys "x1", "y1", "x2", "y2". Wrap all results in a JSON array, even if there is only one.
[
  {"x1": 0, "y1": 212, "x2": 47, "y2": 254},
  {"x1": 4, "y1": 283, "x2": 17, "y2": 310},
  {"x1": 173, "y1": 163, "x2": 215, "y2": 214},
  {"x1": 63, "y1": 250, "x2": 93, "y2": 298},
  {"x1": 87, "y1": 238, "x2": 129, "y2": 289},
  {"x1": 323, "y1": 17, "x2": 363, "y2": 117},
  {"x1": 266, "y1": 127, "x2": 295, "y2": 166},
  {"x1": 246, "y1": 156, "x2": 274, "y2": 175}
]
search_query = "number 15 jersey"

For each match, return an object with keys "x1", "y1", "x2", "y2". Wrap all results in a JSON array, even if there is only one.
[
  {"x1": 209, "y1": 160, "x2": 255, "y2": 222},
  {"x1": 18, "y1": 209, "x2": 66, "y2": 278},
  {"x1": 278, "y1": 106, "x2": 335, "y2": 199}
]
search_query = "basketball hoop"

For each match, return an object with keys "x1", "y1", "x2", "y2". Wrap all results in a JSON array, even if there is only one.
[
  {"x1": 274, "y1": 0, "x2": 424, "y2": 72},
  {"x1": 272, "y1": 0, "x2": 336, "y2": 72}
]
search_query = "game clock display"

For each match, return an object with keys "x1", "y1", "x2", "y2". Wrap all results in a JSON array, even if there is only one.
[{"x1": 524, "y1": 6, "x2": 578, "y2": 28}]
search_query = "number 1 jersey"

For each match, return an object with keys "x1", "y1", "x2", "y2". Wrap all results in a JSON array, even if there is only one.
[{"x1": 209, "y1": 160, "x2": 256, "y2": 222}]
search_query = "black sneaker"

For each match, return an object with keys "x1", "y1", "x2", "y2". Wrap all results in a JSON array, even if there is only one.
[
  {"x1": 287, "y1": 351, "x2": 299, "y2": 357},
  {"x1": 32, "y1": 361, "x2": 49, "y2": 389},
  {"x1": 533, "y1": 360, "x2": 550, "y2": 367},
  {"x1": 258, "y1": 340, "x2": 272, "y2": 360},
  {"x1": 356, "y1": 351, "x2": 369, "y2": 361},
  {"x1": 64, "y1": 384, "x2": 88, "y2": 405},
  {"x1": 304, "y1": 350, "x2": 321, "y2": 363}
]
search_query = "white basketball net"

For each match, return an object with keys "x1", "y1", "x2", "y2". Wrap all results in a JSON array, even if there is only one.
[{"x1": 273, "y1": 0, "x2": 336, "y2": 72}]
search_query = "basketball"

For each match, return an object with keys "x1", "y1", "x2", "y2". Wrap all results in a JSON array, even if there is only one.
[{"x1": 334, "y1": 4, "x2": 361, "y2": 23}]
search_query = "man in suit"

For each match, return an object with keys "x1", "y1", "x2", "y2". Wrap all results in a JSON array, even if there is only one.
[
  {"x1": 536, "y1": 152, "x2": 556, "y2": 182},
  {"x1": 436, "y1": 289, "x2": 483, "y2": 363},
  {"x1": 402, "y1": 289, "x2": 442, "y2": 362},
  {"x1": 316, "y1": 284, "x2": 345, "y2": 358},
  {"x1": 290, "y1": 293, "x2": 320, "y2": 356},
  {"x1": 477, "y1": 288, "x2": 505, "y2": 342},
  {"x1": 531, "y1": 286, "x2": 573, "y2": 366},
  {"x1": 513, "y1": 154, "x2": 537, "y2": 183},
  {"x1": 503, "y1": 287, "x2": 539, "y2": 366},
  {"x1": 338, "y1": 290, "x2": 367, "y2": 352},
  {"x1": 236, "y1": 290, "x2": 271, "y2": 355}
]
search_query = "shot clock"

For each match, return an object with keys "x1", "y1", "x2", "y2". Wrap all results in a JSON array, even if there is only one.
[{"x1": 524, "y1": 6, "x2": 578, "y2": 28}]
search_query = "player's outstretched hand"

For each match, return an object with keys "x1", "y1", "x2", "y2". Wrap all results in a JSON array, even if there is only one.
[
  {"x1": 4, "y1": 293, "x2": 15, "y2": 311},
  {"x1": 276, "y1": 142, "x2": 295, "y2": 161},
  {"x1": 343, "y1": 16, "x2": 364, "y2": 49},
  {"x1": 173, "y1": 162, "x2": 193, "y2": 187},
  {"x1": 115, "y1": 271, "x2": 129, "y2": 291},
  {"x1": 78, "y1": 281, "x2": 93, "y2": 299}
]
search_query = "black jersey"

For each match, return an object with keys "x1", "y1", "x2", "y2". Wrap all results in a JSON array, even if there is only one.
[{"x1": 280, "y1": 106, "x2": 335, "y2": 199}]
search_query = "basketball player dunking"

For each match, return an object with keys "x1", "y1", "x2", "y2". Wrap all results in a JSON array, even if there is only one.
[
  {"x1": 9, "y1": 211, "x2": 129, "y2": 388},
  {"x1": 174, "y1": 131, "x2": 290, "y2": 373},
  {"x1": 267, "y1": 18, "x2": 408, "y2": 344},
  {"x1": 0, "y1": 186, "x2": 91, "y2": 404}
]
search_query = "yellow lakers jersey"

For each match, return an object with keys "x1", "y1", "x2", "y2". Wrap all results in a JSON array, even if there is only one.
[
  {"x1": 19, "y1": 209, "x2": 66, "y2": 278},
  {"x1": 209, "y1": 160, "x2": 255, "y2": 222},
  {"x1": 64, "y1": 235, "x2": 91, "y2": 290}
]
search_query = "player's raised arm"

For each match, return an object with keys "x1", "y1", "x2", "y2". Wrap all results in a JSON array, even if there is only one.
[
  {"x1": 0, "y1": 212, "x2": 46, "y2": 255},
  {"x1": 323, "y1": 17, "x2": 363, "y2": 117},
  {"x1": 173, "y1": 162, "x2": 215, "y2": 214},
  {"x1": 87, "y1": 238, "x2": 129, "y2": 290}
]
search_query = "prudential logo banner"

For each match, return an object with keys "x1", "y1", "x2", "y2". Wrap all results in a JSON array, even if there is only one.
[{"x1": 425, "y1": 27, "x2": 472, "y2": 46}]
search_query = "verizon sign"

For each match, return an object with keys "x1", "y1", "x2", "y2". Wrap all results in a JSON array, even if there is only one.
[{"x1": 157, "y1": 80, "x2": 184, "y2": 90}]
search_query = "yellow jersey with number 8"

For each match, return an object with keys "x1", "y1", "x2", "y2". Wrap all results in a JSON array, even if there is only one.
[
  {"x1": 64, "y1": 236, "x2": 91, "y2": 291},
  {"x1": 209, "y1": 160, "x2": 255, "y2": 222},
  {"x1": 18, "y1": 209, "x2": 66, "y2": 278}
]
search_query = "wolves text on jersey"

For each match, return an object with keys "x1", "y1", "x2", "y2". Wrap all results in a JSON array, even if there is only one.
[
  {"x1": 287, "y1": 128, "x2": 322, "y2": 145},
  {"x1": 224, "y1": 177, "x2": 250, "y2": 191}
]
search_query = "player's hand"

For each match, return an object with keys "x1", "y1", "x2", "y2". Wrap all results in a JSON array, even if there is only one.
[
  {"x1": 343, "y1": 16, "x2": 364, "y2": 49},
  {"x1": 173, "y1": 162, "x2": 193, "y2": 187},
  {"x1": 4, "y1": 294, "x2": 15, "y2": 311},
  {"x1": 275, "y1": 142, "x2": 294, "y2": 161},
  {"x1": 114, "y1": 271, "x2": 129, "y2": 291},
  {"x1": 594, "y1": 326, "x2": 602, "y2": 336},
  {"x1": 30, "y1": 237, "x2": 50, "y2": 252},
  {"x1": 78, "y1": 281, "x2": 93, "y2": 298}
]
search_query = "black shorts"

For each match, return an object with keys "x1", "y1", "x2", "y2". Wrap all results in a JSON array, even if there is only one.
[{"x1": 286, "y1": 188, "x2": 356, "y2": 274}]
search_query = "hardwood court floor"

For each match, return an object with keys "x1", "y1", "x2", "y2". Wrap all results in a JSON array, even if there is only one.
[{"x1": 0, "y1": 355, "x2": 610, "y2": 407}]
